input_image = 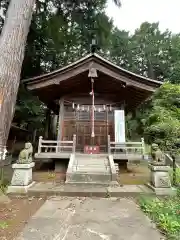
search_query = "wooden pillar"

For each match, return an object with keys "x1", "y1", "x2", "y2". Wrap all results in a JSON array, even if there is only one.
[
  {"x1": 57, "y1": 98, "x2": 64, "y2": 141},
  {"x1": 106, "y1": 107, "x2": 109, "y2": 151},
  {"x1": 51, "y1": 114, "x2": 58, "y2": 139},
  {"x1": 44, "y1": 108, "x2": 51, "y2": 139}
]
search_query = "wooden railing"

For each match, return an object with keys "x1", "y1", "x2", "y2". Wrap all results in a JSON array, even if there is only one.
[
  {"x1": 37, "y1": 134, "x2": 76, "y2": 154},
  {"x1": 108, "y1": 135, "x2": 145, "y2": 157}
]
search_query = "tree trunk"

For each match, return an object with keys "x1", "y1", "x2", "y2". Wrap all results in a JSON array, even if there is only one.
[{"x1": 0, "y1": 0, "x2": 35, "y2": 156}]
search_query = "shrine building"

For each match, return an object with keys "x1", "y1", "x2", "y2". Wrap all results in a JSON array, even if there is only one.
[{"x1": 23, "y1": 53, "x2": 162, "y2": 163}]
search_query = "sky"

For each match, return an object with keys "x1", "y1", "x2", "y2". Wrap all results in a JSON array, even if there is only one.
[{"x1": 106, "y1": 0, "x2": 180, "y2": 34}]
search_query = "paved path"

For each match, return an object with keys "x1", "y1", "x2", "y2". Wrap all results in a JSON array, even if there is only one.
[{"x1": 16, "y1": 197, "x2": 163, "y2": 240}]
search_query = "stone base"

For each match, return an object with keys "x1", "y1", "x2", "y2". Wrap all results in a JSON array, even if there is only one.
[
  {"x1": 7, "y1": 181, "x2": 35, "y2": 194},
  {"x1": 146, "y1": 183, "x2": 176, "y2": 196},
  {"x1": 11, "y1": 162, "x2": 35, "y2": 186},
  {"x1": 148, "y1": 164, "x2": 171, "y2": 188}
]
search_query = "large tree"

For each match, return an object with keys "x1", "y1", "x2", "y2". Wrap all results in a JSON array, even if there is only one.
[{"x1": 0, "y1": 0, "x2": 35, "y2": 158}]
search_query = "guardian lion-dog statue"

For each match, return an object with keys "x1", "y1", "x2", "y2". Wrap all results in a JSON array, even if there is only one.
[
  {"x1": 17, "y1": 142, "x2": 33, "y2": 164},
  {"x1": 151, "y1": 143, "x2": 165, "y2": 165}
]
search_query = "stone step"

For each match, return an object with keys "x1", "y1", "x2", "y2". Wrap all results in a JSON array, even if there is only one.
[
  {"x1": 73, "y1": 164, "x2": 110, "y2": 168},
  {"x1": 77, "y1": 158, "x2": 108, "y2": 160},
  {"x1": 72, "y1": 168, "x2": 110, "y2": 172},
  {"x1": 72, "y1": 172, "x2": 111, "y2": 175},
  {"x1": 73, "y1": 165, "x2": 110, "y2": 168},
  {"x1": 77, "y1": 162, "x2": 109, "y2": 166},
  {"x1": 76, "y1": 154, "x2": 108, "y2": 157},
  {"x1": 73, "y1": 163, "x2": 109, "y2": 167},
  {"x1": 72, "y1": 169, "x2": 111, "y2": 173},
  {"x1": 77, "y1": 159, "x2": 108, "y2": 163},
  {"x1": 66, "y1": 172, "x2": 112, "y2": 183}
]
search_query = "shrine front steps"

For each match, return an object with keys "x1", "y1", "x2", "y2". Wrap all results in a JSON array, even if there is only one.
[
  {"x1": 66, "y1": 154, "x2": 117, "y2": 185},
  {"x1": 24, "y1": 182, "x2": 154, "y2": 198}
]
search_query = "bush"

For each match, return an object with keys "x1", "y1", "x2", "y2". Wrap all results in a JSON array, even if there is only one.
[
  {"x1": 139, "y1": 196, "x2": 180, "y2": 239},
  {"x1": 169, "y1": 168, "x2": 180, "y2": 186}
]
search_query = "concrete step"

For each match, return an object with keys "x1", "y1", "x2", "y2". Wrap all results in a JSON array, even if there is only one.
[
  {"x1": 71, "y1": 168, "x2": 110, "y2": 174},
  {"x1": 72, "y1": 165, "x2": 110, "y2": 169},
  {"x1": 73, "y1": 165, "x2": 110, "y2": 169},
  {"x1": 74, "y1": 168, "x2": 110, "y2": 171},
  {"x1": 66, "y1": 155, "x2": 114, "y2": 185},
  {"x1": 77, "y1": 163, "x2": 109, "y2": 167},
  {"x1": 76, "y1": 154, "x2": 108, "y2": 157},
  {"x1": 73, "y1": 172, "x2": 111, "y2": 176},
  {"x1": 77, "y1": 159, "x2": 108, "y2": 163},
  {"x1": 66, "y1": 172, "x2": 112, "y2": 183},
  {"x1": 74, "y1": 160, "x2": 108, "y2": 164},
  {"x1": 76, "y1": 158, "x2": 108, "y2": 161}
]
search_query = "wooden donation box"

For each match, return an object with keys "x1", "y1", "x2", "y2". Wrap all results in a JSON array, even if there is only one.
[{"x1": 84, "y1": 145, "x2": 100, "y2": 154}]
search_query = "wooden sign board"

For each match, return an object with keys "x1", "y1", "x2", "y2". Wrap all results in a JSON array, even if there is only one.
[{"x1": 84, "y1": 145, "x2": 100, "y2": 154}]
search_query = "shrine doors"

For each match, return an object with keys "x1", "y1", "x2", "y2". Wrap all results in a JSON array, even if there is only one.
[{"x1": 62, "y1": 106, "x2": 114, "y2": 153}]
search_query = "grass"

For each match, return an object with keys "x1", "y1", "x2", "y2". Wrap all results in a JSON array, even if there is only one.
[
  {"x1": 0, "y1": 221, "x2": 9, "y2": 230},
  {"x1": 139, "y1": 194, "x2": 180, "y2": 240},
  {"x1": 169, "y1": 168, "x2": 180, "y2": 186}
]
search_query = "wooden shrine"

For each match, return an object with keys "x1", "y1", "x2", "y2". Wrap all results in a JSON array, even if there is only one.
[{"x1": 23, "y1": 53, "x2": 162, "y2": 158}]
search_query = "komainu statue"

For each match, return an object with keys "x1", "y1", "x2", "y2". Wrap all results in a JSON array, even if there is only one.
[
  {"x1": 151, "y1": 143, "x2": 166, "y2": 165},
  {"x1": 17, "y1": 142, "x2": 33, "y2": 164}
]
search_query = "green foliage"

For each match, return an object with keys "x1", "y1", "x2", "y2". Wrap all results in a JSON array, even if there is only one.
[
  {"x1": 0, "y1": 221, "x2": 9, "y2": 229},
  {"x1": 14, "y1": 84, "x2": 46, "y2": 131},
  {"x1": 142, "y1": 83, "x2": 180, "y2": 151},
  {"x1": 169, "y1": 168, "x2": 180, "y2": 186},
  {"x1": 126, "y1": 84, "x2": 180, "y2": 151},
  {"x1": 139, "y1": 196, "x2": 180, "y2": 239}
]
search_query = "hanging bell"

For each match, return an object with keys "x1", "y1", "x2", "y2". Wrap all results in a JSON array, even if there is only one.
[{"x1": 88, "y1": 68, "x2": 98, "y2": 78}]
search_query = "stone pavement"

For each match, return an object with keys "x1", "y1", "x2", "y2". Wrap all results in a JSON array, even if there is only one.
[
  {"x1": 27, "y1": 182, "x2": 153, "y2": 197},
  {"x1": 16, "y1": 197, "x2": 163, "y2": 240}
]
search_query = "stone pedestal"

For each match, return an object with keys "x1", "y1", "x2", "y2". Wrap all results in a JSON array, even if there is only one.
[
  {"x1": 7, "y1": 162, "x2": 35, "y2": 194},
  {"x1": 147, "y1": 164, "x2": 175, "y2": 195}
]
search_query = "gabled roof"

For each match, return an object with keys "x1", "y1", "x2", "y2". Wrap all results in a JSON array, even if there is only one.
[
  {"x1": 23, "y1": 53, "x2": 162, "y2": 88},
  {"x1": 23, "y1": 53, "x2": 162, "y2": 113}
]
